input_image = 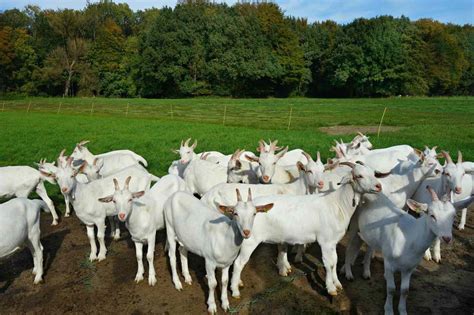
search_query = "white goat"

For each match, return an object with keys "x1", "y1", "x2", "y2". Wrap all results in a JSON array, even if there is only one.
[
  {"x1": 38, "y1": 153, "x2": 89, "y2": 218},
  {"x1": 71, "y1": 140, "x2": 148, "y2": 180},
  {"x1": 164, "y1": 189, "x2": 274, "y2": 313},
  {"x1": 332, "y1": 142, "x2": 414, "y2": 173},
  {"x1": 301, "y1": 151, "x2": 326, "y2": 193},
  {"x1": 344, "y1": 187, "x2": 471, "y2": 315},
  {"x1": 55, "y1": 160, "x2": 158, "y2": 261},
  {"x1": 202, "y1": 161, "x2": 311, "y2": 210},
  {"x1": 98, "y1": 175, "x2": 187, "y2": 285},
  {"x1": 226, "y1": 149, "x2": 259, "y2": 184},
  {"x1": 183, "y1": 155, "x2": 228, "y2": 196},
  {"x1": 412, "y1": 151, "x2": 472, "y2": 262},
  {"x1": 246, "y1": 140, "x2": 300, "y2": 184},
  {"x1": 0, "y1": 198, "x2": 47, "y2": 284},
  {"x1": 229, "y1": 162, "x2": 384, "y2": 297},
  {"x1": 0, "y1": 165, "x2": 59, "y2": 225}
]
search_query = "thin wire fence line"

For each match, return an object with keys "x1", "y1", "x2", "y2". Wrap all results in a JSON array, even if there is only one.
[{"x1": 0, "y1": 100, "x2": 393, "y2": 132}]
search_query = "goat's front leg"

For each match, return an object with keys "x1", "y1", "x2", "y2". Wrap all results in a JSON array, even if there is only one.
[
  {"x1": 277, "y1": 244, "x2": 291, "y2": 276},
  {"x1": 147, "y1": 234, "x2": 157, "y2": 286},
  {"x1": 221, "y1": 266, "x2": 230, "y2": 311},
  {"x1": 384, "y1": 262, "x2": 395, "y2": 315},
  {"x1": 86, "y1": 225, "x2": 98, "y2": 261},
  {"x1": 433, "y1": 238, "x2": 441, "y2": 263},
  {"x1": 96, "y1": 221, "x2": 107, "y2": 261},
  {"x1": 134, "y1": 242, "x2": 144, "y2": 283},
  {"x1": 320, "y1": 243, "x2": 339, "y2": 295},
  {"x1": 36, "y1": 181, "x2": 58, "y2": 225},
  {"x1": 64, "y1": 193, "x2": 71, "y2": 217},
  {"x1": 398, "y1": 269, "x2": 413, "y2": 315},
  {"x1": 458, "y1": 208, "x2": 467, "y2": 230},
  {"x1": 205, "y1": 260, "x2": 218, "y2": 314},
  {"x1": 363, "y1": 247, "x2": 374, "y2": 279}
]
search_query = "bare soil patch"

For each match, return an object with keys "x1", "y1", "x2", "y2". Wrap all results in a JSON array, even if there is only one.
[
  {"x1": 0, "y1": 206, "x2": 473, "y2": 314},
  {"x1": 319, "y1": 125, "x2": 403, "y2": 135}
]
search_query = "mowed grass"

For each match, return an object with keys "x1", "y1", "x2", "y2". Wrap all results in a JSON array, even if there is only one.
[{"x1": 0, "y1": 96, "x2": 472, "y2": 212}]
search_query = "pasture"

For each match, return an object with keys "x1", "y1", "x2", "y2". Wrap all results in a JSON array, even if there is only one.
[{"x1": 0, "y1": 96, "x2": 473, "y2": 313}]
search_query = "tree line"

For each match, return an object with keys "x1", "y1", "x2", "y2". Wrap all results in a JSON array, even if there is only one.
[{"x1": 0, "y1": 0, "x2": 472, "y2": 98}]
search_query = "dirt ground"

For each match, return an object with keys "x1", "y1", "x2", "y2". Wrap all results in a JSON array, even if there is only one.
[{"x1": 1, "y1": 205, "x2": 473, "y2": 314}]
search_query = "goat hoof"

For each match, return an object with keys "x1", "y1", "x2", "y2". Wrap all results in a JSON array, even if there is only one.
[
  {"x1": 65, "y1": 213, "x2": 70, "y2": 218},
  {"x1": 148, "y1": 276, "x2": 157, "y2": 286},
  {"x1": 34, "y1": 276, "x2": 43, "y2": 284},
  {"x1": 239, "y1": 280, "x2": 244, "y2": 288},
  {"x1": 51, "y1": 220, "x2": 58, "y2": 226},
  {"x1": 328, "y1": 290, "x2": 338, "y2": 296},
  {"x1": 232, "y1": 295, "x2": 241, "y2": 300}
]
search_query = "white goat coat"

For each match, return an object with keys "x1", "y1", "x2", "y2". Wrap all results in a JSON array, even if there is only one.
[
  {"x1": 201, "y1": 173, "x2": 309, "y2": 211},
  {"x1": 184, "y1": 159, "x2": 227, "y2": 196}
]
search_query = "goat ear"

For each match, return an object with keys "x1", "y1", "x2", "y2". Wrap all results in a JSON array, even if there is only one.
[
  {"x1": 297, "y1": 161, "x2": 305, "y2": 172},
  {"x1": 98, "y1": 195, "x2": 114, "y2": 203},
  {"x1": 218, "y1": 206, "x2": 234, "y2": 214},
  {"x1": 256, "y1": 203, "x2": 274, "y2": 213},
  {"x1": 235, "y1": 160, "x2": 242, "y2": 169},
  {"x1": 375, "y1": 171, "x2": 391, "y2": 178},
  {"x1": 40, "y1": 170, "x2": 55, "y2": 178},
  {"x1": 406, "y1": 199, "x2": 428, "y2": 213},
  {"x1": 245, "y1": 154, "x2": 259, "y2": 163},
  {"x1": 171, "y1": 149, "x2": 179, "y2": 154},
  {"x1": 132, "y1": 191, "x2": 145, "y2": 199}
]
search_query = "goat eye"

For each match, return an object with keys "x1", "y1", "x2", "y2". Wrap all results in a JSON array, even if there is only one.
[
  {"x1": 233, "y1": 213, "x2": 238, "y2": 216},
  {"x1": 129, "y1": 199, "x2": 132, "y2": 202},
  {"x1": 357, "y1": 175, "x2": 364, "y2": 179},
  {"x1": 430, "y1": 214, "x2": 436, "y2": 221},
  {"x1": 445, "y1": 173, "x2": 450, "y2": 176}
]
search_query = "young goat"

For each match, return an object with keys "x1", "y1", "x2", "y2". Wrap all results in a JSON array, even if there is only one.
[
  {"x1": 54, "y1": 160, "x2": 158, "y2": 261},
  {"x1": 0, "y1": 198, "x2": 47, "y2": 284},
  {"x1": 229, "y1": 162, "x2": 384, "y2": 297},
  {"x1": 345, "y1": 187, "x2": 471, "y2": 315},
  {"x1": 99, "y1": 175, "x2": 187, "y2": 285},
  {"x1": 0, "y1": 165, "x2": 59, "y2": 225},
  {"x1": 164, "y1": 189, "x2": 273, "y2": 314}
]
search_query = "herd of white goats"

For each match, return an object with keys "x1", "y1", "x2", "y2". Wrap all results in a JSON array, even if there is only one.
[{"x1": 1, "y1": 135, "x2": 473, "y2": 314}]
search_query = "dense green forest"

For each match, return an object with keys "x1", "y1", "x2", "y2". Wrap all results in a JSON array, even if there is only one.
[{"x1": 0, "y1": 0, "x2": 473, "y2": 98}]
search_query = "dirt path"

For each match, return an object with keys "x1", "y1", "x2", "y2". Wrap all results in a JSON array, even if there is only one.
[{"x1": 1, "y1": 207, "x2": 473, "y2": 314}]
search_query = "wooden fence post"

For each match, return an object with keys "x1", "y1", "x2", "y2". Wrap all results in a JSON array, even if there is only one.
[
  {"x1": 287, "y1": 106, "x2": 293, "y2": 130},
  {"x1": 170, "y1": 104, "x2": 174, "y2": 119},
  {"x1": 126, "y1": 103, "x2": 129, "y2": 117},
  {"x1": 377, "y1": 107, "x2": 387, "y2": 139},
  {"x1": 57, "y1": 102, "x2": 62, "y2": 114},
  {"x1": 27, "y1": 101, "x2": 31, "y2": 113},
  {"x1": 223, "y1": 105, "x2": 227, "y2": 125},
  {"x1": 90, "y1": 102, "x2": 94, "y2": 115}
]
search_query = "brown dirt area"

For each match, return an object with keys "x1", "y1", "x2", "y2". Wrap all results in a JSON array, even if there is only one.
[
  {"x1": 1, "y1": 206, "x2": 473, "y2": 314},
  {"x1": 319, "y1": 125, "x2": 403, "y2": 135}
]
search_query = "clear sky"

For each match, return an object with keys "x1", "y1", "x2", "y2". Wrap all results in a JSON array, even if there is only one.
[{"x1": 1, "y1": 0, "x2": 473, "y2": 25}]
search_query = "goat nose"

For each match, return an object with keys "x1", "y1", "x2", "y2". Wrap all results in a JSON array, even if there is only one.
[
  {"x1": 243, "y1": 230, "x2": 251, "y2": 238},
  {"x1": 262, "y1": 176, "x2": 270, "y2": 183},
  {"x1": 442, "y1": 236, "x2": 452, "y2": 243},
  {"x1": 61, "y1": 187, "x2": 68, "y2": 193},
  {"x1": 375, "y1": 183, "x2": 382, "y2": 192},
  {"x1": 455, "y1": 187, "x2": 462, "y2": 194},
  {"x1": 318, "y1": 181, "x2": 324, "y2": 188},
  {"x1": 118, "y1": 213, "x2": 126, "y2": 221}
]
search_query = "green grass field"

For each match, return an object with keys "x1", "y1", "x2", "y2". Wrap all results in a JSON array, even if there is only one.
[{"x1": 0, "y1": 96, "x2": 473, "y2": 209}]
